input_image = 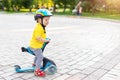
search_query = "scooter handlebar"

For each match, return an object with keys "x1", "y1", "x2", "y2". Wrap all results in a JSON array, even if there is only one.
[
  {"x1": 46, "y1": 38, "x2": 50, "y2": 40},
  {"x1": 42, "y1": 38, "x2": 51, "y2": 52}
]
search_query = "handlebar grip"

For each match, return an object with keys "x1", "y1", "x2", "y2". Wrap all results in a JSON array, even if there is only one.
[{"x1": 46, "y1": 38, "x2": 51, "y2": 40}]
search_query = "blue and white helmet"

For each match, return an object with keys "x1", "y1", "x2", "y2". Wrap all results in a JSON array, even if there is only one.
[{"x1": 34, "y1": 9, "x2": 52, "y2": 20}]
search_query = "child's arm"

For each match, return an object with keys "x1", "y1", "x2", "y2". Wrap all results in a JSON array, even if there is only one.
[{"x1": 36, "y1": 36, "x2": 50, "y2": 43}]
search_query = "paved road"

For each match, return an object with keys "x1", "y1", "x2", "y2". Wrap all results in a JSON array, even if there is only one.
[{"x1": 0, "y1": 13, "x2": 120, "y2": 80}]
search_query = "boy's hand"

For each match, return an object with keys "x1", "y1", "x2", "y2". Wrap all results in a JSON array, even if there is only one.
[
  {"x1": 36, "y1": 37, "x2": 51, "y2": 43},
  {"x1": 45, "y1": 40, "x2": 50, "y2": 43},
  {"x1": 45, "y1": 38, "x2": 51, "y2": 43}
]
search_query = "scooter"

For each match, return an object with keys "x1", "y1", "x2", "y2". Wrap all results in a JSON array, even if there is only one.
[{"x1": 14, "y1": 38, "x2": 57, "y2": 75}]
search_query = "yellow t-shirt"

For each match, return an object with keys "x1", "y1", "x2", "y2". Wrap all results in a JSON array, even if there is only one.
[{"x1": 30, "y1": 23, "x2": 46, "y2": 49}]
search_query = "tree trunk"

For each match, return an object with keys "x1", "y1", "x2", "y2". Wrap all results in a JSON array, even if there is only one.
[
  {"x1": 17, "y1": 8, "x2": 20, "y2": 12},
  {"x1": 92, "y1": 7, "x2": 95, "y2": 16},
  {"x1": 53, "y1": 3, "x2": 56, "y2": 13},
  {"x1": 63, "y1": 4, "x2": 67, "y2": 13},
  {"x1": 2, "y1": 5, "x2": 4, "y2": 11},
  {"x1": 29, "y1": 7, "x2": 32, "y2": 12}
]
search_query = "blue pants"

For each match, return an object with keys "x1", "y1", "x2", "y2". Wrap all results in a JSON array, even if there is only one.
[{"x1": 30, "y1": 48, "x2": 43, "y2": 69}]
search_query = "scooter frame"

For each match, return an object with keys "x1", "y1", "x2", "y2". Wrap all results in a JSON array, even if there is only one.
[{"x1": 14, "y1": 38, "x2": 57, "y2": 75}]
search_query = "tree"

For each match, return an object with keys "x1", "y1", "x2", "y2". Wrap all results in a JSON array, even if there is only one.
[
  {"x1": 81, "y1": 0, "x2": 103, "y2": 15},
  {"x1": 52, "y1": 0, "x2": 59, "y2": 13},
  {"x1": 11, "y1": 0, "x2": 22, "y2": 11},
  {"x1": 53, "y1": 0, "x2": 73, "y2": 13},
  {"x1": 53, "y1": 0, "x2": 81, "y2": 13},
  {"x1": 22, "y1": 0, "x2": 34, "y2": 12},
  {"x1": 2, "y1": 0, "x2": 11, "y2": 11}
]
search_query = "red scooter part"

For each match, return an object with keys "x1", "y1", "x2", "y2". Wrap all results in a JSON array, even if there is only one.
[{"x1": 34, "y1": 69, "x2": 46, "y2": 77}]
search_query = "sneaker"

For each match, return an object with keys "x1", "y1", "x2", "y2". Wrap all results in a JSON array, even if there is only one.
[{"x1": 34, "y1": 68, "x2": 46, "y2": 77}]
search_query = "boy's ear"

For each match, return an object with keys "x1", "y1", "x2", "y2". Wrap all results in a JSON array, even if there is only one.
[
  {"x1": 37, "y1": 18, "x2": 42, "y2": 23},
  {"x1": 34, "y1": 16, "x2": 38, "y2": 20}
]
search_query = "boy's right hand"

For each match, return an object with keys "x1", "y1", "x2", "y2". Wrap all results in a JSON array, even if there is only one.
[
  {"x1": 45, "y1": 38, "x2": 51, "y2": 43},
  {"x1": 45, "y1": 39, "x2": 50, "y2": 43}
]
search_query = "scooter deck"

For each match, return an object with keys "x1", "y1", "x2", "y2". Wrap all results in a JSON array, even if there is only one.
[
  {"x1": 15, "y1": 66, "x2": 35, "y2": 73},
  {"x1": 15, "y1": 63, "x2": 57, "y2": 75}
]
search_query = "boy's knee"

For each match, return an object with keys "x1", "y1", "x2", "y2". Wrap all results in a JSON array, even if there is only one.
[
  {"x1": 36, "y1": 54, "x2": 43, "y2": 61},
  {"x1": 36, "y1": 53, "x2": 43, "y2": 58},
  {"x1": 34, "y1": 49, "x2": 43, "y2": 57}
]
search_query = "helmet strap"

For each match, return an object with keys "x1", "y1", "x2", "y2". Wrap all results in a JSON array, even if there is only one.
[{"x1": 41, "y1": 17, "x2": 46, "y2": 33}]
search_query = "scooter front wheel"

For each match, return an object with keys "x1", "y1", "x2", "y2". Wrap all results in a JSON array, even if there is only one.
[{"x1": 44, "y1": 65, "x2": 57, "y2": 75}]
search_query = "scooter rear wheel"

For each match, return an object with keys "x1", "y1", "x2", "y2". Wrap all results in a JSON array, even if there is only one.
[{"x1": 14, "y1": 65, "x2": 21, "y2": 70}]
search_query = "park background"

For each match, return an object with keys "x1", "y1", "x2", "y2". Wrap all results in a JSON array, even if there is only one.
[
  {"x1": 0, "y1": 0, "x2": 120, "y2": 20},
  {"x1": 0, "y1": 0, "x2": 120, "y2": 80}
]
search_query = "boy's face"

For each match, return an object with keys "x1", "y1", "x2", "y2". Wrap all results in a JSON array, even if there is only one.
[{"x1": 43, "y1": 17, "x2": 50, "y2": 26}]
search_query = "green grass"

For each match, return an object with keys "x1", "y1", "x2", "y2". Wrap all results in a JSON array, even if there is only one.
[
  {"x1": 53, "y1": 8, "x2": 120, "y2": 20},
  {"x1": 82, "y1": 12, "x2": 120, "y2": 20},
  {"x1": 53, "y1": 8, "x2": 72, "y2": 15},
  {"x1": 53, "y1": 11, "x2": 72, "y2": 15},
  {"x1": 1, "y1": 8, "x2": 120, "y2": 20},
  {"x1": 0, "y1": 9, "x2": 36, "y2": 14}
]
